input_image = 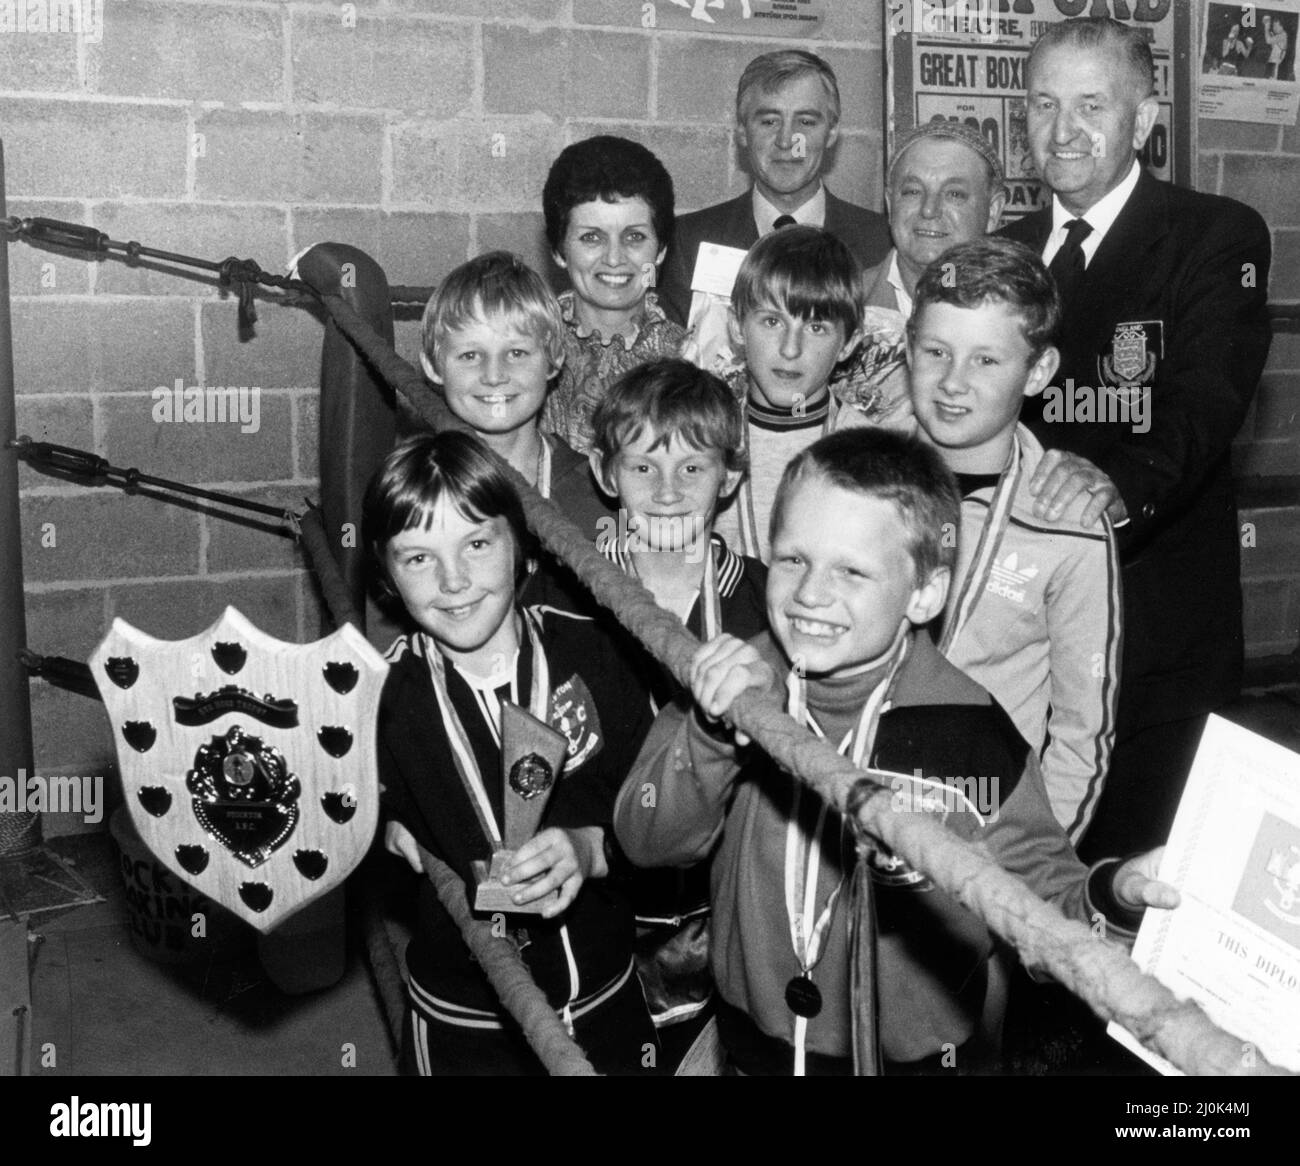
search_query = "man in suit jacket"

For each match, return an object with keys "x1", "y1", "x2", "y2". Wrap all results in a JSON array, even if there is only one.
[
  {"x1": 999, "y1": 17, "x2": 1272, "y2": 861},
  {"x1": 657, "y1": 50, "x2": 891, "y2": 325}
]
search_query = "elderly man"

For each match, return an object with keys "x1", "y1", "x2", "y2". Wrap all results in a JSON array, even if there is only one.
[
  {"x1": 824, "y1": 120, "x2": 1005, "y2": 428},
  {"x1": 657, "y1": 49, "x2": 890, "y2": 325},
  {"x1": 864, "y1": 120, "x2": 1006, "y2": 314},
  {"x1": 1000, "y1": 17, "x2": 1272, "y2": 861}
]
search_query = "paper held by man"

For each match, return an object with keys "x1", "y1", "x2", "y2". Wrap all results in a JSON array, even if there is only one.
[{"x1": 1109, "y1": 715, "x2": 1300, "y2": 1074}]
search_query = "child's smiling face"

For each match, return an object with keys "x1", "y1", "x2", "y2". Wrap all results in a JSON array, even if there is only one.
[
  {"x1": 908, "y1": 299, "x2": 1057, "y2": 475},
  {"x1": 384, "y1": 497, "x2": 519, "y2": 663},
  {"x1": 595, "y1": 427, "x2": 739, "y2": 553},
  {"x1": 731, "y1": 300, "x2": 857, "y2": 411},
  {"x1": 430, "y1": 311, "x2": 555, "y2": 437},
  {"x1": 766, "y1": 474, "x2": 946, "y2": 679}
]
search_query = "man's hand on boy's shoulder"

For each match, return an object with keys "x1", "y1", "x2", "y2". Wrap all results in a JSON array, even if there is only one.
[
  {"x1": 1029, "y1": 448, "x2": 1128, "y2": 528},
  {"x1": 1112, "y1": 846, "x2": 1181, "y2": 913},
  {"x1": 690, "y1": 634, "x2": 777, "y2": 748}
]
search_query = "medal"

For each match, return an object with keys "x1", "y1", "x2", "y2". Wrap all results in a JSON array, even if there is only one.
[
  {"x1": 782, "y1": 634, "x2": 909, "y2": 1073},
  {"x1": 784, "y1": 974, "x2": 823, "y2": 1019}
]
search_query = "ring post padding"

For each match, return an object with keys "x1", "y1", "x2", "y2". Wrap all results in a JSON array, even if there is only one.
[
  {"x1": 0, "y1": 139, "x2": 41, "y2": 858},
  {"x1": 298, "y1": 243, "x2": 398, "y2": 636}
]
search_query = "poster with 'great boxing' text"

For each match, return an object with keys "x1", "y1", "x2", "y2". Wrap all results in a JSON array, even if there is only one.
[{"x1": 886, "y1": 1, "x2": 1194, "y2": 220}]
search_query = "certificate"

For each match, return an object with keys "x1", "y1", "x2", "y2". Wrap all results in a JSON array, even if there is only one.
[{"x1": 1109, "y1": 715, "x2": 1300, "y2": 1074}]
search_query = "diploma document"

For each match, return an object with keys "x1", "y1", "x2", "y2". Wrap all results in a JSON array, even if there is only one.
[{"x1": 1109, "y1": 715, "x2": 1300, "y2": 1074}]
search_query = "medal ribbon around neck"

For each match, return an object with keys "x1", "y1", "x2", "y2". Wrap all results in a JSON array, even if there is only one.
[
  {"x1": 421, "y1": 608, "x2": 551, "y2": 847},
  {"x1": 782, "y1": 631, "x2": 908, "y2": 1075},
  {"x1": 626, "y1": 536, "x2": 721, "y2": 717},
  {"x1": 523, "y1": 436, "x2": 556, "y2": 579},
  {"x1": 937, "y1": 435, "x2": 1022, "y2": 656},
  {"x1": 536, "y1": 433, "x2": 554, "y2": 499},
  {"x1": 736, "y1": 398, "x2": 838, "y2": 559},
  {"x1": 698, "y1": 537, "x2": 722, "y2": 641}
]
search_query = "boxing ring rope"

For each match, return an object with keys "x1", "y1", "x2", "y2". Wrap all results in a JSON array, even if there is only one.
[{"x1": 4, "y1": 215, "x2": 1287, "y2": 1075}]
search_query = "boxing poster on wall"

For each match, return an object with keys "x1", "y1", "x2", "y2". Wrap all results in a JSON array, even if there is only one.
[
  {"x1": 885, "y1": 1, "x2": 1194, "y2": 219},
  {"x1": 1199, "y1": 0, "x2": 1300, "y2": 124}
]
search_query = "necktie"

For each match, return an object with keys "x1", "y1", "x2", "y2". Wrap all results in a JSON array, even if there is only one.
[
  {"x1": 1048, "y1": 218, "x2": 1093, "y2": 311},
  {"x1": 772, "y1": 214, "x2": 797, "y2": 230}
]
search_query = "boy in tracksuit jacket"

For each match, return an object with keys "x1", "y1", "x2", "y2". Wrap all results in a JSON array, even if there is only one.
[
  {"x1": 614, "y1": 427, "x2": 1176, "y2": 1075},
  {"x1": 371, "y1": 431, "x2": 657, "y2": 1076},
  {"x1": 907, "y1": 238, "x2": 1121, "y2": 842},
  {"x1": 587, "y1": 358, "x2": 768, "y2": 1066}
]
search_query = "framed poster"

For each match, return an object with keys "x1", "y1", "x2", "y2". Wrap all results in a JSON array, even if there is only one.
[
  {"x1": 886, "y1": 1, "x2": 1195, "y2": 219},
  {"x1": 1199, "y1": 0, "x2": 1300, "y2": 123}
]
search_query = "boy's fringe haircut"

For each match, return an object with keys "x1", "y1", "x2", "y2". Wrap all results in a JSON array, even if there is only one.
[
  {"x1": 421, "y1": 251, "x2": 567, "y2": 373},
  {"x1": 362, "y1": 430, "x2": 533, "y2": 605},
  {"x1": 731, "y1": 225, "x2": 864, "y2": 338},
  {"x1": 590, "y1": 357, "x2": 747, "y2": 476},
  {"x1": 909, "y1": 237, "x2": 1061, "y2": 360},
  {"x1": 772, "y1": 428, "x2": 961, "y2": 585}
]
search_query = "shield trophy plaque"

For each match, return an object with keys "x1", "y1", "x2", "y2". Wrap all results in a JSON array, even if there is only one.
[
  {"x1": 472, "y1": 701, "x2": 570, "y2": 915},
  {"x1": 90, "y1": 607, "x2": 388, "y2": 933}
]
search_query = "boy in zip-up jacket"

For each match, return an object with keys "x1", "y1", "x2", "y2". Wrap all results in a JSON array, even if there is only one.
[
  {"x1": 588, "y1": 358, "x2": 767, "y2": 1069},
  {"x1": 907, "y1": 237, "x2": 1121, "y2": 842},
  {"x1": 614, "y1": 428, "x2": 1176, "y2": 1075},
  {"x1": 370, "y1": 431, "x2": 657, "y2": 1075}
]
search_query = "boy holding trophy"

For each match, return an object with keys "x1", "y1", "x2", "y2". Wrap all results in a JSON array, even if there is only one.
[{"x1": 367, "y1": 431, "x2": 658, "y2": 1075}]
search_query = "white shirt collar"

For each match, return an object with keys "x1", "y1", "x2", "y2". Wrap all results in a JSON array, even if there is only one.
[
  {"x1": 885, "y1": 249, "x2": 913, "y2": 318},
  {"x1": 752, "y1": 183, "x2": 827, "y2": 236},
  {"x1": 1046, "y1": 160, "x2": 1141, "y2": 267}
]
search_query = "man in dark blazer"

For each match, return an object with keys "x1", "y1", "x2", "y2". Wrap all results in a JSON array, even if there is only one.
[
  {"x1": 999, "y1": 18, "x2": 1272, "y2": 861},
  {"x1": 656, "y1": 50, "x2": 891, "y2": 325}
]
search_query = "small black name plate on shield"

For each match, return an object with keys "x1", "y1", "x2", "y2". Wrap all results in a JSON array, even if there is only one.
[{"x1": 472, "y1": 702, "x2": 569, "y2": 914}]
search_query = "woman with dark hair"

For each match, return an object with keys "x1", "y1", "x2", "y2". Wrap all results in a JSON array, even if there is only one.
[{"x1": 540, "y1": 135, "x2": 686, "y2": 453}]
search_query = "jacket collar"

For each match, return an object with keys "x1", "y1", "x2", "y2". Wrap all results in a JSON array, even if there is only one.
[
  {"x1": 861, "y1": 248, "x2": 904, "y2": 312},
  {"x1": 600, "y1": 531, "x2": 744, "y2": 598}
]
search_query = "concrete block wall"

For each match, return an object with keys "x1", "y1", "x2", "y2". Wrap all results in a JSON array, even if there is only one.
[
  {"x1": 1, "y1": 1, "x2": 881, "y2": 809},
  {"x1": 2, "y1": 3, "x2": 1296, "y2": 811},
  {"x1": 1208, "y1": 115, "x2": 1300, "y2": 660}
]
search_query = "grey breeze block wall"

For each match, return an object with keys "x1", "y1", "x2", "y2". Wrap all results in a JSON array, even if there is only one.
[{"x1": 0, "y1": 1, "x2": 1295, "y2": 828}]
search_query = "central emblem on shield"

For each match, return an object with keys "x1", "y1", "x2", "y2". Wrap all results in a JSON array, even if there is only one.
[{"x1": 187, "y1": 725, "x2": 301, "y2": 868}]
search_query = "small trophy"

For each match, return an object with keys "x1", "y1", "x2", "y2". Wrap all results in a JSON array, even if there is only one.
[{"x1": 472, "y1": 702, "x2": 570, "y2": 914}]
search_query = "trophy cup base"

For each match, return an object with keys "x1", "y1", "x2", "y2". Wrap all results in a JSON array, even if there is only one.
[{"x1": 472, "y1": 851, "x2": 559, "y2": 915}]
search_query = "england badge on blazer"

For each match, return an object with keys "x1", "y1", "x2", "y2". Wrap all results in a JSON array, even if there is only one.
[
  {"x1": 90, "y1": 607, "x2": 389, "y2": 932},
  {"x1": 1100, "y1": 319, "x2": 1162, "y2": 389}
]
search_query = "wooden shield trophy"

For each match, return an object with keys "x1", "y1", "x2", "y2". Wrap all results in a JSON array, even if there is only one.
[
  {"x1": 90, "y1": 607, "x2": 388, "y2": 933},
  {"x1": 472, "y1": 701, "x2": 570, "y2": 914}
]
